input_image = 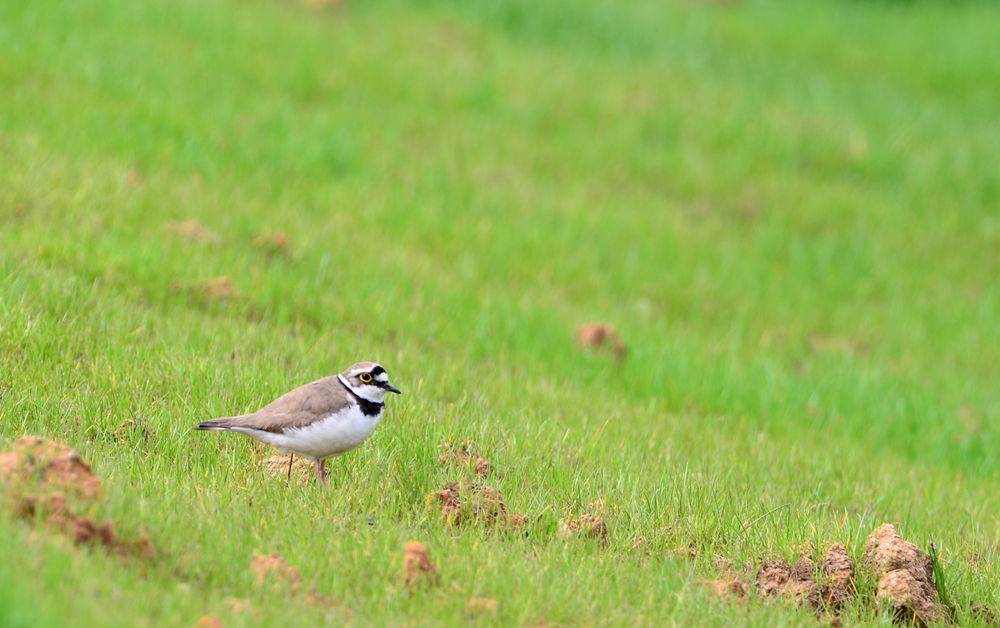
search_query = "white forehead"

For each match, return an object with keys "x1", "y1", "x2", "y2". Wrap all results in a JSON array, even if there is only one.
[{"x1": 349, "y1": 365, "x2": 389, "y2": 381}]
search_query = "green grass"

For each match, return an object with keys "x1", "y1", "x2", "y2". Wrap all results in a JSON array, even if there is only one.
[{"x1": 2, "y1": 0, "x2": 999, "y2": 624}]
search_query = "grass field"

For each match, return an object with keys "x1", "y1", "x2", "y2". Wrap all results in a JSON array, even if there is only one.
[{"x1": 2, "y1": 0, "x2": 1000, "y2": 625}]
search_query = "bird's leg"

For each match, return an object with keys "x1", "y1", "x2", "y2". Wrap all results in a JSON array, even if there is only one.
[
  {"x1": 287, "y1": 454, "x2": 294, "y2": 484},
  {"x1": 315, "y1": 459, "x2": 328, "y2": 487}
]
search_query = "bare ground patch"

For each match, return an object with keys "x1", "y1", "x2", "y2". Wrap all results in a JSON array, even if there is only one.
[
  {"x1": 575, "y1": 322, "x2": 627, "y2": 360},
  {"x1": 700, "y1": 576, "x2": 747, "y2": 602},
  {"x1": 262, "y1": 454, "x2": 314, "y2": 485},
  {"x1": 199, "y1": 276, "x2": 240, "y2": 302},
  {"x1": 163, "y1": 219, "x2": 220, "y2": 244},
  {"x1": 403, "y1": 541, "x2": 438, "y2": 588},
  {"x1": 195, "y1": 615, "x2": 224, "y2": 628},
  {"x1": 426, "y1": 482, "x2": 528, "y2": 529},
  {"x1": 699, "y1": 523, "x2": 984, "y2": 625},
  {"x1": 251, "y1": 551, "x2": 340, "y2": 612},
  {"x1": 0, "y1": 436, "x2": 153, "y2": 558},
  {"x1": 557, "y1": 499, "x2": 611, "y2": 543},
  {"x1": 438, "y1": 442, "x2": 494, "y2": 478},
  {"x1": 252, "y1": 230, "x2": 291, "y2": 257},
  {"x1": 865, "y1": 524, "x2": 950, "y2": 625},
  {"x1": 756, "y1": 554, "x2": 822, "y2": 608},
  {"x1": 466, "y1": 596, "x2": 499, "y2": 618}
]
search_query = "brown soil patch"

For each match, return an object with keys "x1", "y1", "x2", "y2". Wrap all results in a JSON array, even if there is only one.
[
  {"x1": 303, "y1": 589, "x2": 334, "y2": 610},
  {"x1": 250, "y1": 551, "x2": 336, "y2": 609},
  {"x1": 756, "y1": 555, "x2": 821, "y2": 607},
  {"x1": 253, "y1": 231, "x2": 291, "y2": 256},
  {"x1": 164, "y1": 219, "x2": 220, "y2": 244},
  {"x1": 714, "y1": 555, "x2": 735, "y2": 573},
  {"x1": 251, "y1": 551, "x2": 301, "y2": 592},
  {"x1": 114, "y1": 419, "x2": 156, "y2": 446},
  {"x1": 701, "y1": 553, "x2": 754, "y2": 603},
  {"x1": 466, "y1": 596, "x2": 499, "y2": 617},
  {"x1": 557, "y1": 513, "x2": 609, "y2": 543},
  {"x1": 195, "y1": 616, "x2": 224, "y2": 628},
  {"x1": 426, "y1": 482, "x2": 528, "y2": 529},
  {"x1": 755, "y1": 543, "x2": 856, "y2": 612},
  {"x1": 223, "y1": 598, "x2": 250, "y2": 615},
  {"x1": 822, "y1": 543, "x2": 855, "y2": 610},
  {"x1": 724, "y1": 523, "x2": 961, "y2": 623},
  {"x1": 201, "y1": 277, "x2": 239, "y2": 302},
  {"x1": 809, "y1": 334, "x2": 863, "y2": 358},
  {"x1": 558, "y1": 499, "x2": 609, "y2": 542},
  {"x1": 438, "y1": 442, "x2": 494, "y2": 478},
  {"x1": 0, "y1": 436, "x2": 153, "y2": 558},
  {"x1": 864, "y1": 524, "x2": 949, "y2": 625},
  {"x1": 575, "y1": 322, "x2": 627, "y2": 360},
  {"x1": 263, "y1": 454, "x2": 314, "y2": 485},
  {"x1": 755, "y1": 546, "x2": 857, "y2": 613},
  {"x1": 971, "y1": 604, "x2": 998, "y2": 625},
  {"x1": 672, "y1": 543, "x2": 699, "y2": 561},
  {"x1": 0, "y1": 435, "x2": 102, "y2": 498},
  {"x1": 700, "y1": 577, "x2": 747, "y2": 601},
  {"x1": 403, "y1": 541, "x2": 438, "y2": 587}
]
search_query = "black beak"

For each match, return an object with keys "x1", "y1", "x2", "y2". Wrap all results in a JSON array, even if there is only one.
[{"x1": 384, "y1": 382, "x2": 402, "y2": 394}]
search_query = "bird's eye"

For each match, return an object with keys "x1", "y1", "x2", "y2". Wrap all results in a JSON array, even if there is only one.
[{"x1": 360, "y1": 373, "x2": 373, "y2": 383}]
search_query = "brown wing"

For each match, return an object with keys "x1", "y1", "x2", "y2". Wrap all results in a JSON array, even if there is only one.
[{"x1": 198, "y1": 375, "x2": 350, "y2": 433}]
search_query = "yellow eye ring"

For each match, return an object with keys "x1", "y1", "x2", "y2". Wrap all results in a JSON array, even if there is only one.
[{"x1": 360, "y1": 373, "x2": 373, "y2": 383}]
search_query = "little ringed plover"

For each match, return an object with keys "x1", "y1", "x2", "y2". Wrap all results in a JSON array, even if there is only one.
[{"x1": 196, "y1": 361, "x2": 400, "y2": 486}]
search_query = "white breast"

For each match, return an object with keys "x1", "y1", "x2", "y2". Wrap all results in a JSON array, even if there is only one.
[{"x1": 233, "y1": 404, "x2": 383, "y2": 461}]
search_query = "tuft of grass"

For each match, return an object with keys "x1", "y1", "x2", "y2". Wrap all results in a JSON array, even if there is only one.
[{"x1": 929, "y1": 540, "x2": 956, "y2": 620}]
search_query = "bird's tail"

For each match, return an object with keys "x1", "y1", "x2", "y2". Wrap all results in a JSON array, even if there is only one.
[{"x1": 195, "y1": 415, "x2": 252, "y2": 431}]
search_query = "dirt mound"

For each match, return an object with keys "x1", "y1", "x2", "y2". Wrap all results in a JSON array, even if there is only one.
[
  {"x1": 195, "y1": 616, "x2": 224, "y2": 628},
  {"x1": 0, "y1": 436, "x2": 153, "y2": 558},
  {"x1": 426, "y1": 482, "x2": 528, "y2": 529},
  {"x1": 251, "y1": 551, "x2": 301, "y2": 592},
  {"x1": 223, "y1": 598, "x2": 250, "y2": 615},
  {"x1": 700, "y1": 554, "x2": 751, "y2": 602},
  {"x1": 253, "y1": 231, "x2": 291, "y2": 257},
  {"x1": 755, "y1": 545, "x2": 857, "y2": 613},
  {"x1": 466, "y1": 597, "x2": 498, "y2": 617},
  {"x1": 700, "y1": 577, "x2": 747, "y2": 601},
  {"x1": 558, "y1": 514, "x2": 609, "y2": 543},
  {"x1": 558, "y1": 499, "x2": 609, "y2": 542},
  {"x1": 0, "y1": 435, "x2": 102, "y2": 498},
  {"x1": 403, "y1": 541, "x2": 438, "y2": 587},
  {"x1": 971, "y1": 604, "x2": 998, "y2": 625},
  {"x1": 575, "y1": 322, "x2": 627, "y2": 360},
  {"x1": 864, "y1": 524, "x2": 949, "y2": 625},
  {"x1": 250, "y1": 550, "x2": 337, "y2": 609},
  {"x1": 438, "y1": 442, "x2": 493, "y2": 478},
  {"x1": 200, "y1": 277, "x2": 239, "y2": 302},
  {"x1": 710, "y1": 524, "x2": 957, "y2": 623},
  {"x1": 164, "y1": 219, "x2": 220, "y2": 244},
  {"x1": 263, "y1": 454, "x2": 313, "y2": 485},
  {"x1": 822, "y1": 543, "x2": 855, "y2": 610},
  {"x1": 756, "y1": 555, "x2": 821, "y2": 607}
]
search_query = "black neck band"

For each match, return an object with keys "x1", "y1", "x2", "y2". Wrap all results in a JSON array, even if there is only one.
[{"x1": 340, "y1": 378, "x2": 384, "y2": 417}]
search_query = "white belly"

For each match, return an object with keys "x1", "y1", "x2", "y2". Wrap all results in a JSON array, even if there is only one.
[{"x1": 234, "y1": 406, "x2": 382, "y2": 461}]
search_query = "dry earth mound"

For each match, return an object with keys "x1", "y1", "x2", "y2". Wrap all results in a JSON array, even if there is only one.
[
  {"x1": 426, "y1": 482, "x2": 528, "y2": 529},
  {"x1": 864, "y1": 523, "x2": 950, "y2": 625},
  {"x1": 0, "y1": 435, "x2": 152, "y2": 557}
]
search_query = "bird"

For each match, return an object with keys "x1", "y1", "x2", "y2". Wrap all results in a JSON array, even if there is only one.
[{"x1": 196, "y1": 361, "x2": 401, "y2": 486}]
